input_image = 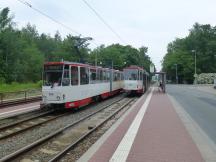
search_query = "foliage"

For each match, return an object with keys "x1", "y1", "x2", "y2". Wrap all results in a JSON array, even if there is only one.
[
  {"x1": 0, "y1": 7, "x2": 152, "y2": 84},
  {"x1": 89, "y1": 44, "x2": 152, "y2": 71},
  {"x1": 162, "y1": 23, "x2": 216, "y2": 84},
  {"x1": 0, "y1": 82, "x2": 41, "y2": 93}
]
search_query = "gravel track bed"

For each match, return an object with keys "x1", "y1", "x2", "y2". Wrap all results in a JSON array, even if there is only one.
[
  {"x1": 60, "y1": 98, "x2": 138, "y2": 162},
  {"x1": 13, "y1": 98, "x2": 130, "y2": 162},
  {"x1": 0, "y1": 94, "x2": 124, "y2": 158}
]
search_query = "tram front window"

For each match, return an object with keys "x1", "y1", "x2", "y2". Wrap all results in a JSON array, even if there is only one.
[
  {"x1": 43, "y1": 65, "x2": 63, "y2": 86},
  {"x1": 124, "y1": 69, "x2": 138, "y2": 80}
]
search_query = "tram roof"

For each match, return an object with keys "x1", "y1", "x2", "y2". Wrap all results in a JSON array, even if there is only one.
[
  {"x1": 44, "y1": 61, "x2": 122, "y2": 72},
  {"x1": 123, "y1": 65, "x2": 144, "y2": 71}
]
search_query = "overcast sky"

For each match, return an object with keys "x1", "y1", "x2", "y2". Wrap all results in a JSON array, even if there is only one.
[{"x1": 1, "y1": 0, "x2": 216, "y2": 70}]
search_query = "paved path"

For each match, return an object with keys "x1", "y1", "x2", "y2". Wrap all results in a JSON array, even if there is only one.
[{"x1": 80, "y1": 88, "x2": 203, "y2": 162}]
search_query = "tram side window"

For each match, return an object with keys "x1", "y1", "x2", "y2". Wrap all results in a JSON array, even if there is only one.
[
  {"x1": 71, "y1": 66, "x2": 78, "y2": 85},
  {"x1": 106, "y1": 70, "x2": 110, "y2": 81},
  {"x1": 100, "y1": 70, "x2": 103, "y2": 82},
  {"x1": 102, "y1": 70, "x2": 106, "y2": 82},
  {"x1": 106, "y1": 70, "x2": 110, "y2": 82},
  {"x1": 90, "y1": 69, "x2": 96, "y2": 84},
  {"x1": 140, "y1": 71, "x2": 143, "y2": 80},
  {"x1": 117, "y1": 73, "x2": 120, "y2": 81},
  {"x1": 80, "y1": 67, "x2": 89, "y2": 85},
  {"x1": 96, "y1": 69, "x2": 100, "y2": 82},
  {"x1": 62, "y1": 65, "x2": 70, "y2": 86},
  {"x1": 143, "y1": 73, "x2": 146, "y2": 82},
  {"x1": 114, "y1": 72, "x2": 118, "y2": 81}
]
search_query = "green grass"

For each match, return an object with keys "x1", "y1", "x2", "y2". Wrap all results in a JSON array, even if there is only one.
[{"x1": 0, "y1": 81, "x2": 42, "y2": 93}]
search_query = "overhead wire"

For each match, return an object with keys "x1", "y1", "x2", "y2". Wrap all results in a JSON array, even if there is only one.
[
  {"x1": 81, "y1": 0, "x2": 127, "y2": 44},
  {"x1": 16, "y1": 0, "x2": 81, "y2": 35},
  {"x1": 16, "y1": 0, "x2": 99, "y2": 47}
]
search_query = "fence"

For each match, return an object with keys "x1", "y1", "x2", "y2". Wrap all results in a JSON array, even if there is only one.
[{"x1": 0, "y1": 89, "x2": 42, "y2": 107}]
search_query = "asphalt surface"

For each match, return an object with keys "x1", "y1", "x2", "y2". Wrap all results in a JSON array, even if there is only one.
[{"x1": 167, "y1": 85, "x2": 216, "y2": 145}]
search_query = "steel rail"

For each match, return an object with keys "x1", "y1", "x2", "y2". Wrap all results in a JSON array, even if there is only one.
[
  {"x1": 0, "y1": 97, "x2": 126, "y2": 162},
  {"x1": 48, "y1": 98, "x2": 135, "y2": 162},
  {"x1": 0, "y1": 110, "x2": 53, "y2": 130},
  {"x1": 0, "y1": 111, "x2": 67, "y2": 140}
]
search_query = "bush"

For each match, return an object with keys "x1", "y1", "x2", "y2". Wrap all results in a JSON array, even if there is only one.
[
  {"x1": 197, "y1": 73, "x2": 216, "y2": 84},
  {"x1": 0, "y1": 77, "x2": 5, "y2": 84},
  {"x1": 0, "y1": 82, "x2": 41, "y2": 93},
  {"x1": 37, "y1": 80, "x2": 43, "y2": 88}
]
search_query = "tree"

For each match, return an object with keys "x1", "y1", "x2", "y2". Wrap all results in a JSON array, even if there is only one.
[
  {"x1": 0, "y1": 7, "x2": 13, "y2": 32},
  {"x1": 0, "y1": 7, "x2": 152, "y2": 84},
  {"x1": 89, "y1": 44, "x2": 152, "y2": 71},
  {"x1": 162, "y1": 23, "x2": 216, "y2": 83}
]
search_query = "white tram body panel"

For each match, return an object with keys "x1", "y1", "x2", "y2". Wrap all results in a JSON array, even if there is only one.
[
  {"x1": 124, "y1": 80, "x2": 143, "y2": 91},
  {"x1": 42, "y1": 62, "x2": 123, "y2": 108}
]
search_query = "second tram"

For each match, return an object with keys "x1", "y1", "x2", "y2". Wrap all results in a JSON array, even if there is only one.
[{"x1": 123, "y1": 65, "x2": 149, "y2": 94}]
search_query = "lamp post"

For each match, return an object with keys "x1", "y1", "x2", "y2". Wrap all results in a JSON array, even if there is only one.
[
  {"x1": 191, "y1": 50, "x2": 197, "y2": 84},
  {"x1": 174, "y1": 64, "x2": 178, "y2": 84},
  {"x1": 95, "y1": 51, "x2": 98, "y2": 67}
]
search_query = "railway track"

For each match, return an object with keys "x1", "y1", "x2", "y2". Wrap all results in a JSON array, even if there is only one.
[
  {"x1": 0, "y1": 108, "x2": 49, "y2": 126},
  {"x1": 0, "y1": 110, "x2": 67, "y2": 140},
  {"x1": 0, "y1": 97, "x2": 136, "y2": 162}
]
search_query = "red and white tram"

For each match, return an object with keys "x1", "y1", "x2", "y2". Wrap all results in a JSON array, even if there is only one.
[
  {"x1": 41, "y1": 61, "x2": 123, "y2": 109},
  {"x1": 123, "y1": 65, "x2": 149, "y2": 94}
]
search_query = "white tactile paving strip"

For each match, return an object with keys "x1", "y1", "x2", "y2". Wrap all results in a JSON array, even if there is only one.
[{"x1": 109, "y1": 88, "x2": 153, "y2": 162}]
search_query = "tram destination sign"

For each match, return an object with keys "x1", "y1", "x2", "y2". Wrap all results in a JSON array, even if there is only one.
[{"x1": 44, "y1": 65, "x2": 63, "y2": 71}]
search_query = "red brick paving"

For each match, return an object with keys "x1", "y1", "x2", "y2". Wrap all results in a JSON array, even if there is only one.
[
  {"x1": 126, "y1": 91, "x2": 203, "y2": 162},
  {"x1": 89, "y1": 93, "x2": 148, "y2": 162},
  {"x1": 89, "y1": 89, "x2": 204, "y2": 162}
]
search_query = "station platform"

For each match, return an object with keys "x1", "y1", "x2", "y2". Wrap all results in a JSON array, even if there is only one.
[
  {"x1": 0, "y1": 102, "x2": 40, "y2": 119},
  {"x1": 78, "y1": 87, "x2": 204, "y2": 162}
]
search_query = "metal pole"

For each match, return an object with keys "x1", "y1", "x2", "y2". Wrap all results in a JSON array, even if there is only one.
[
  {"x1": 110, "y1": 60, "x2": 113, "y2": 92},
  {"x1": 195, "y1": 51, "x2": 197, "y2": 84},
  {"x1": 95, "y1": 51, "x2": 97, "y2": 67},
  {"x1": 164, "y1": 73, "x2": 166, "y2": 93},
  {"x1": 174, "y1": 64, "x2": 178, "y2": 84},
  {"x1": 176, "y1": 64, "x2": 178, "y2": 84},
  {"x1": 195, "y1": 51, "x2": 196, "y2": 75},
  {"x1": 192, "y1": 50, "x2": 197, "y2": 84}
]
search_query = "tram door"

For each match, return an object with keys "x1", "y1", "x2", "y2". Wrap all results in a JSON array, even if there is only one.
[
  {"x1": 110, "y1": 69, "x2": 112, "y2": 92},
  {"x1": 143, "y1": 72, "x2": 146, "y2": 92}
]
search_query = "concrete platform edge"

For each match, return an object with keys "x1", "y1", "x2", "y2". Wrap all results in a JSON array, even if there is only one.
[
  {"x1": 168, "y1": 94, "x2": 216, "y2": 162},
  {"x1": 0, "y1": 106, "x2": 40, "y2": 119}
]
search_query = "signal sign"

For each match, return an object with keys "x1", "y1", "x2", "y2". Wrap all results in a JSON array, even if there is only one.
[{"x1": 150, "y1": 63, "x2": 155, "y2": 73}]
